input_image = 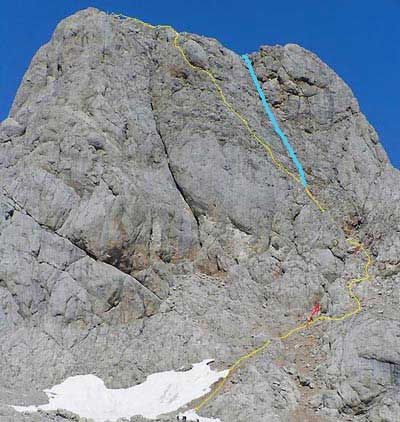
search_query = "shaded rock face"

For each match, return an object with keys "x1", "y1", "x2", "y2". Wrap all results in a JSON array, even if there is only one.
[{"x1": 0, "y1": 7, "x2": 399, "y2": 422}]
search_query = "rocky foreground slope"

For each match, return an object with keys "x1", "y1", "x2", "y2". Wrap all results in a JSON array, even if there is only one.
[{"x1": 0, "y1": 7, "x2": 399, "y2": 422}]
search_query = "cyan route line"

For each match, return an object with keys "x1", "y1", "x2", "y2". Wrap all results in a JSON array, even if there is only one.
[{"x1": 242, "y1": 54, "x2": 307, "y2": 188}]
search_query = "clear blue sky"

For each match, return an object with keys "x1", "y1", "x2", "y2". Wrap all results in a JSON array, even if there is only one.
[{"x1": 1, "y1": 0, "x2": 398, "y2": 167}]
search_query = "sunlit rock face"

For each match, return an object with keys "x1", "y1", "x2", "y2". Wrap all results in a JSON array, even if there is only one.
[{"x1": 1, "y1": 7, "x2": 399, "y2": 422}]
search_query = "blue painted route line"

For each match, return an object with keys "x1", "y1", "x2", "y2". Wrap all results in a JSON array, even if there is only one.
[{"x1": 242, "y1": 54, "x2": 307, "y2": 188}]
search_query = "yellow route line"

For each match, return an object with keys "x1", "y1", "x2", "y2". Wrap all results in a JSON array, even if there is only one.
[
  {"x1": 195, "y1": 240, "x2": 371, "y2": 411},
  {"x1": 111, "y1": 13, "x2": 325, "y2": 212},
  {"x1": 111, "y1": 13, "x2": 372, "y2": 414}
]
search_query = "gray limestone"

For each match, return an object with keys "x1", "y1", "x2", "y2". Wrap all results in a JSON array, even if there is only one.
[{"x1": 0, "y1": 7, "x2": 399, "y2": 422}]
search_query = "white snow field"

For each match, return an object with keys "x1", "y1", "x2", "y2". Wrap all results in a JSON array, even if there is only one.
[
  {"x1": 178, "y1": 409, "x2": 222, "y2": 421},
  {"x1": 12, "y1": 359, "x2": 228, "y2": 422}
]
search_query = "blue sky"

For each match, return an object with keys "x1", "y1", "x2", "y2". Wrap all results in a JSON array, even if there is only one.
[{"x1": 1, "y1": 0, "x2": 398, "y2": 167}]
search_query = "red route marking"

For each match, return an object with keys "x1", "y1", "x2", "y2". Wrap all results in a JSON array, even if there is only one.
[{"x1": 306, "y1": 303, "x2": 321, "y2": 326}]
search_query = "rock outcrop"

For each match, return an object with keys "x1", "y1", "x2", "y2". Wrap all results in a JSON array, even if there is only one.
[{"x1": 0, "y1": 8, "x2": 399, "y2": 422}]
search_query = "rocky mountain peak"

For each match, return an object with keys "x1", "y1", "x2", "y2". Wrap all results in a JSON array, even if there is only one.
[{"x1": 0, "y1": 8, "x2": 399, "y2": 422}]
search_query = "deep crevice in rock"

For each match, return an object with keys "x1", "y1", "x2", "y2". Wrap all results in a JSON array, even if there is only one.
[
  {"x1": 1, "y1": 188, "x2": 162, "y2": 302},
  {"x1": 150, "y1": 100, "x2": 203, "y2": 248}
]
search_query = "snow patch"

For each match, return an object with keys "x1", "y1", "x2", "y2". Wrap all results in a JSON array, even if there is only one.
[
  {"x1": 11, "y1": 359, "x2": 227, "y2": 422},
  {"x1": 178, "y1": 409, "x2": 221, "y2": 421}
]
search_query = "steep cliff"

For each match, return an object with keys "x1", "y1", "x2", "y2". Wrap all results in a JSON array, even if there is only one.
[{"x1": 0, "y1": 8, "x2": 399, "y2": 422}]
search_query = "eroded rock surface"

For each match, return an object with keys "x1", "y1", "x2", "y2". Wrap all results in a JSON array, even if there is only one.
[{"x1": 0, "y1": 8, "x2": 399, "y2": 422}]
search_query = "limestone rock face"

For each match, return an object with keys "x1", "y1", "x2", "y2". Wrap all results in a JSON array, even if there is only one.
[{"x1": 0, "y1": 8, "x2": 399, "y2": 422}]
